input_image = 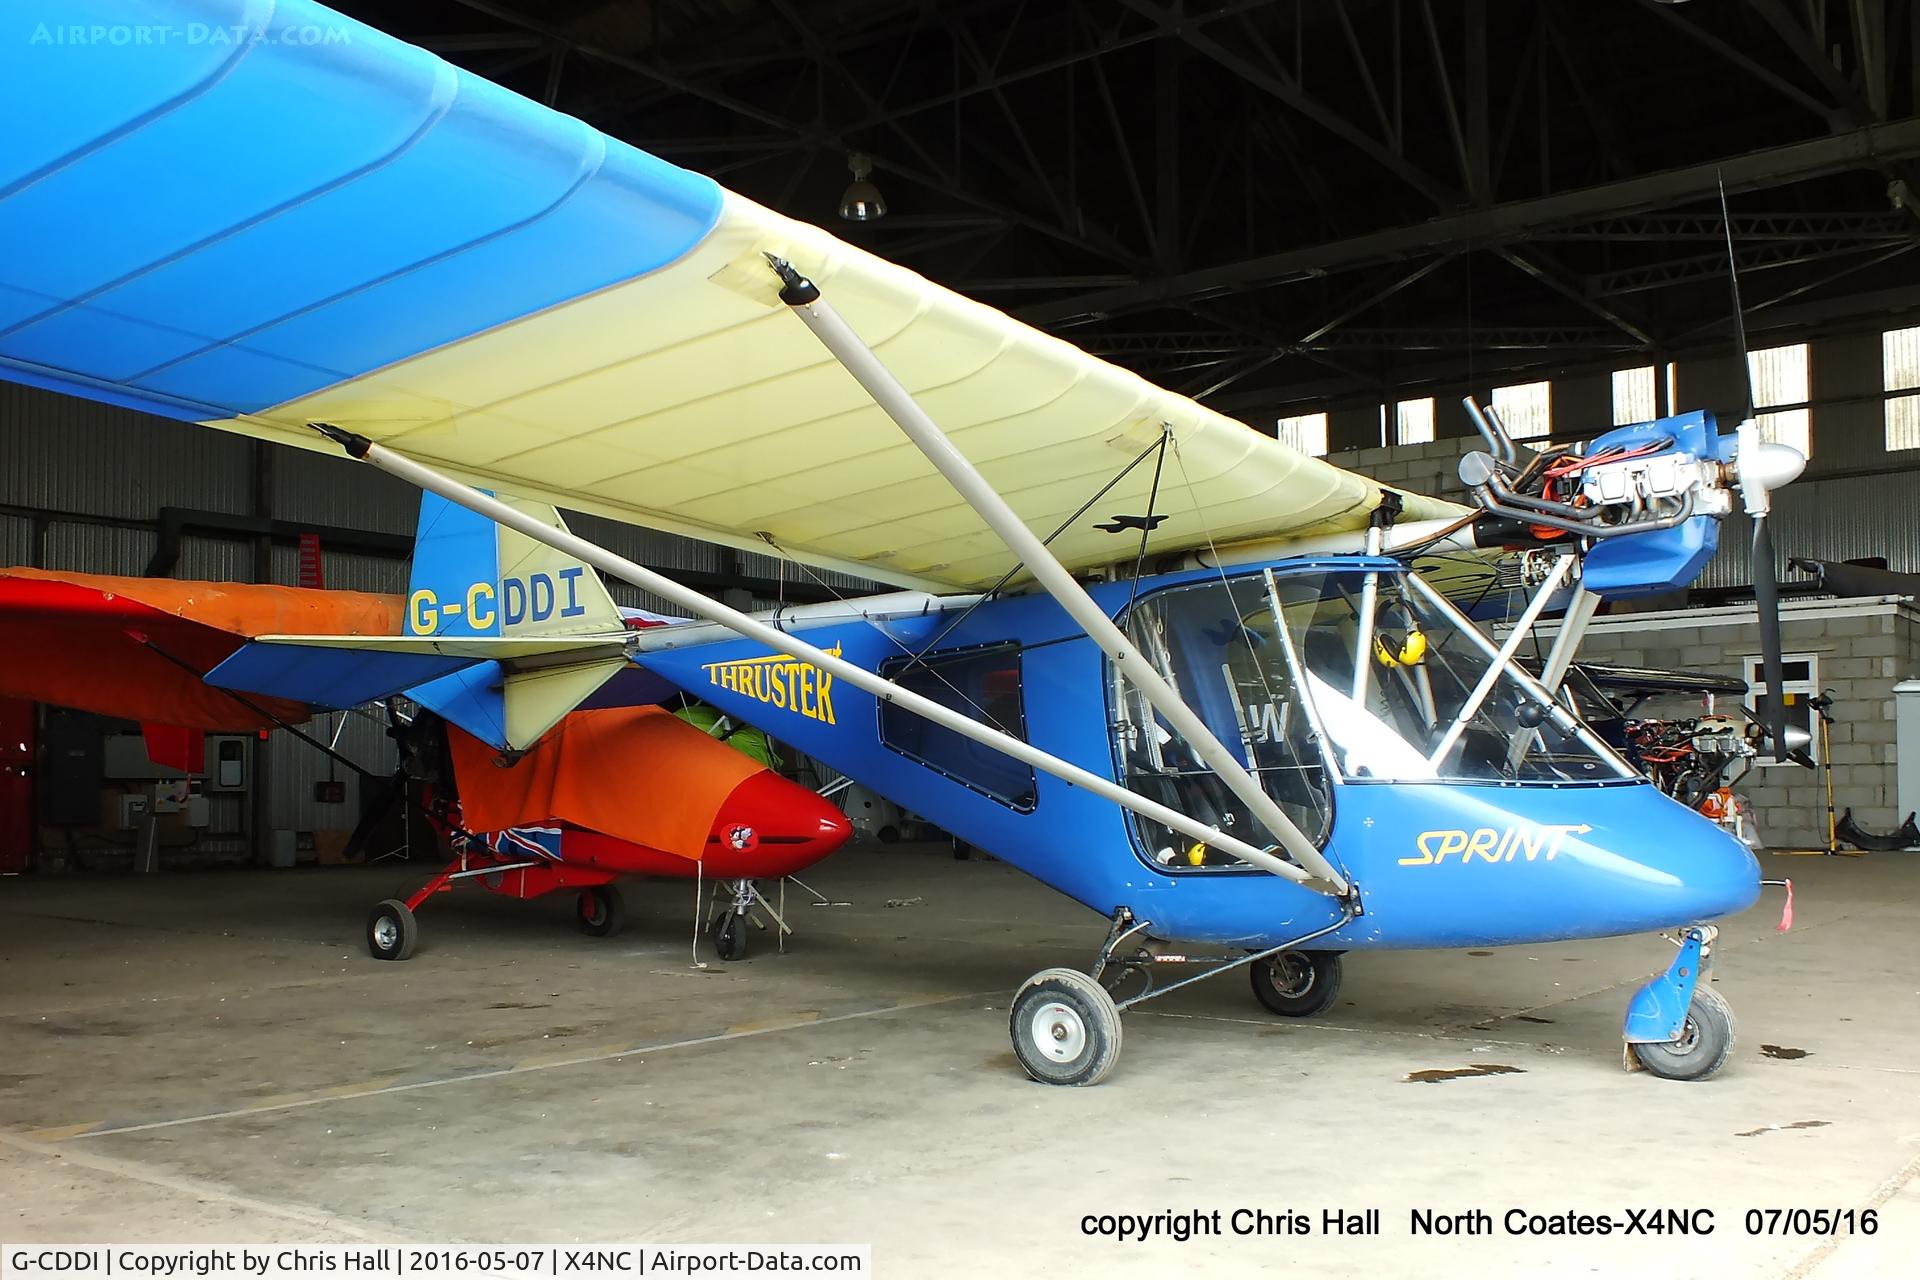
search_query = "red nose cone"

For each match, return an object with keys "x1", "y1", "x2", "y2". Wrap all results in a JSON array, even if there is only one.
[{"x1": 704, "y1": 770, "x2": 853, "y2": 877}]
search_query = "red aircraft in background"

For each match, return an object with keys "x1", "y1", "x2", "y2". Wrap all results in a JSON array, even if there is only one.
[{"x1": 0, "y1": 563, "x2": 852, "y2": 961}]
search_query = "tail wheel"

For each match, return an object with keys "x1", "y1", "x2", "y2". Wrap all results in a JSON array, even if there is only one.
[
  {"x1": 1633, "y1": 987, "x2": 1736, "y2": 1081},
  {"x1": 367, "y1": 899, "x2": 418, "y2": 962},
  {"x1": 1250, "y1": 950, "x2": 1344, "y2": 1018},
  {"x1": 1009, "y1": 968, "x2": 1123, "y2": 1086},
  {"x1": 575, "y1": 885, "x2": 626, "y2": 938},
  {"x1": 711, "y1": 911, "x2": 749, "y2": 961}
]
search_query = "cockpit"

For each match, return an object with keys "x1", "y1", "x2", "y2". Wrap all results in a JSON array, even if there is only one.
[{"x1": 1115, "y1": 562, "x2": 1636, "y2": 869}]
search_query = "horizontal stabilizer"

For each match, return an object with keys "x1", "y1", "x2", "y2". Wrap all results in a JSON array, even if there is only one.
[
  {"x1": 245, "y1": 634, "x2": 626, "y2": 661},
  {"x1": 207, "y1": 641, "x2": 483, "y2": 711},
  {"x1": 206, "y1": 633, "x2": 631, "y2": 744}
]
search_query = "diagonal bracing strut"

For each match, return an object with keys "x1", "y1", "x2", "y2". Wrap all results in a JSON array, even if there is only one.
[
  {"x1": 308, "y1": 426, "x2": 1347, "y2": 896},
  {"x1": 765, "y1": 256, "x2": 1349, "y2": 897}
]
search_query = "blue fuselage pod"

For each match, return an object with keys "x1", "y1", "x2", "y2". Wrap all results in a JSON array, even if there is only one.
[
  {"x1": 1325, "y1": 783, "x2": 1759, "y2": 948},
  {"x1": 635, "y1": 557, "x2": 1760, "y2": 950}
]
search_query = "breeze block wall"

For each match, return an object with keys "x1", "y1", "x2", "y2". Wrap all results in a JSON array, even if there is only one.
[{"x1": 1529, "y1": 599, "x2": 1918, "y2": 851}]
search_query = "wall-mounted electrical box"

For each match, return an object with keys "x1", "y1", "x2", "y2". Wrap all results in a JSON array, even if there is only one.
[
  {"x1": 153, "y1": 779, "x2": 187, "y2": 813},
  {"x1": 207, "y1": 736, "x2": 248, "y2": 792},
  {"x1": 118, "y1": 793, "x2": 150, "y2": 829}
]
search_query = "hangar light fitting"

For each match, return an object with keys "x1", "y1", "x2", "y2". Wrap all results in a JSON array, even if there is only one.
[{"x1": 839, "y1": 153, "x2": 887, "y2": 222}]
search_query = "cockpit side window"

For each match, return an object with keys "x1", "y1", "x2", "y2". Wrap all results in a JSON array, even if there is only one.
[
  {"x1": 1117, "y1": 578, "x2": 1333, "y2": 870},
  {"x1": 879, "y1": 643, "x2": 1038, "y2": 810}
]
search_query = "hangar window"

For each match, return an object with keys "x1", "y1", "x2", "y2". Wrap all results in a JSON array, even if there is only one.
[
  {"x1": 1491, "y1": 379, "x2": 1552, "y2": 441},
  {"x1": 1883, "y1": 324, "x2": 1920, "y2": 451},
  {"x1": 1394, "y1": 397, "x2": 1435, "y2": 446},
  {"x1": 1744, "y1": 653, "x2": 1819, "y2": 768},
  {"x1": 1748, "y1": 343, "x2": 1811, "y2": 458},
  {"x1": 1275, "y1": 412, "x2": 1328, "y2": 456},
  {"x1": 1612, "y1": 366, "x2": 1657, "y2": 425},
  {"x1": 879, "y1": 644, "x2": 1036, "y2": 810}
]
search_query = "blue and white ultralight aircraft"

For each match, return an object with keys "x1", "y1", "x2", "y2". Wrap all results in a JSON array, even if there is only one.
[{"x1": 0, "y1": 0, "x2": 1807, "y2": 1085}]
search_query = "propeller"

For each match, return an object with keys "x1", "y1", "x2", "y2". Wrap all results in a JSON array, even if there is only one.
[{"x1": 1720, "y1": 177, "x2": 1806, "y2": 762}]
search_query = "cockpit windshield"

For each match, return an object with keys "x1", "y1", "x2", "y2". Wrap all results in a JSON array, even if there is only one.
[
  {"x1": 1264, "y1": 567, "x2": 1628, "y2": 784},
  {"x1": 1118, "y1": 566, "x2": 1632, "y2": 834}
]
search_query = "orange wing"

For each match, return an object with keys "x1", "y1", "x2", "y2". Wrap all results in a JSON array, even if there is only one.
[{"x1": 0, "y1": 568, "x2": 403, "y2": 731}]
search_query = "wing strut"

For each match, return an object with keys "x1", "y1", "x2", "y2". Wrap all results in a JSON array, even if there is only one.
[
  {"x1": 766, "y1": 258, "x2": 1350, "y2": 898},
  {"x1": 308, "y1": 426, "x2": 1345, "y2": 896}
]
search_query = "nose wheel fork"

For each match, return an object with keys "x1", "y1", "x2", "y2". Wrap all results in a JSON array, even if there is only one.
[
  {"x1": 705, "y1": 877, "x2": 793, "y2": 961},
  {"x1": 1623, "y1": 925, "x2": 1737, "y2": 1081}
]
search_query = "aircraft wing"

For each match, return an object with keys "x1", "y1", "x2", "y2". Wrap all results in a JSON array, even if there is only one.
[
  {"x1": 0, "y1": 567, "x2": 398, "y2": 730},
  {"x1": 0, "y1": 0, "x2": 1466, "y2": 594}
]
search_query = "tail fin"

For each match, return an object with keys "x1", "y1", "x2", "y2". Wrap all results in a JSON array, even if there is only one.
[
  {"x1": 402, "y1": 492, "x2": 627, "y2": 751},
  {"x1": 406, "y1": 490, "x2": 621, "y2": 639}
]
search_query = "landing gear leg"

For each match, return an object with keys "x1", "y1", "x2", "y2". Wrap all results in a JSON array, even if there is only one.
[
  {"x1": 1006, "y1": 905, "x2": 1359, "y2": 1087},
  {"x1": 364, "y1": 855, "x2": 461, "y2": 960},
  {"x1": 1623, "y1": 925, "x2": 1736, "y2": 1081},
  {"x1": 364, "y1": 847, "x2": 544, "y2": 962}
]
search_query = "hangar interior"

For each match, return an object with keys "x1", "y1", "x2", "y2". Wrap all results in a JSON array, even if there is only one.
[{"x1": 3, "y1": 2, "x2": 1920, "y2": 1276}]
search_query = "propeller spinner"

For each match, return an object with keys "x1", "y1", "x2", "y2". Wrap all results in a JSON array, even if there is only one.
[{"x1": 1731, "y1": 417, "x2": 1805, "y2": 763}]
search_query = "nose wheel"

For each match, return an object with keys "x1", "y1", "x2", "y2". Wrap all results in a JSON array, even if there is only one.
[
  {"x1": 710, "y1": 909, "x2": 750, "y2": 961},
  {"x1": 706, "y1": 877, "x2": 791, "y2": 961},
  {"x1": 1624, "y1": 925, "x2": 1737, "y2": 1081},
  {"x1": 1631, "y1": 987, "x2": 1736, "y2": 1081}
]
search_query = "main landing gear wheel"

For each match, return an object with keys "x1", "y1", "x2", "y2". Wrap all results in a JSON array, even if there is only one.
[
  {"x1": 1009, "y1": 968, "x2": 1123, "y2": 1087},
  {"x1": 1632, "y1": 987, "x2": 1736, "y2": 1081},
  {"x1": 710, "y1": 911, "x2": 750, "y2": 961},
  {"x1": 367, "y1": 898, "x2": 417, "y2": 962},
  {"x1": 575, "y1": 885, "x2": 626, "y2": 938},
  {"x1": 1250, "y1": 950, "x2": 1343, "y2": 1017}
]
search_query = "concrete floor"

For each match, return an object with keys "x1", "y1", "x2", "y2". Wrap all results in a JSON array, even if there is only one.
[{"x1": 1, "y1": 844, "x2": 1916, "y2": 1278}]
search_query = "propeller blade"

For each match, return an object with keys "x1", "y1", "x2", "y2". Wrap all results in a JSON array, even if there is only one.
[
  {"x1": 1719, "y1": 174, "x2": 1757, "y2": 423},
  {"x1": 1751, "y1": 514, "x2": 1788, "y2": 763}
]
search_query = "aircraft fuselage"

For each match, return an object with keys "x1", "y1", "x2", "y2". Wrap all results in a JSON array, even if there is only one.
[{"x1": 637, "y1": 556, "x2": 1760, "y2": 951}]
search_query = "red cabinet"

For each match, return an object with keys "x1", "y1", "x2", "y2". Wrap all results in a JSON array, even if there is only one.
[{"x1": 0, "y1": 699, "x2": 32, "y2": 873}]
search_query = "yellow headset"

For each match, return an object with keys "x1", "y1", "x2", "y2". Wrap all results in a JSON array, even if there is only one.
[{"x1": 1372, "y1": 619, "x2": 1428, "y2": 668}]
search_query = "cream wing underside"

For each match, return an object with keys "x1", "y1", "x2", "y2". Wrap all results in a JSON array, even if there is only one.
[{"x1": 214, "y1": 193, "x2": 1462, "y2": 591}]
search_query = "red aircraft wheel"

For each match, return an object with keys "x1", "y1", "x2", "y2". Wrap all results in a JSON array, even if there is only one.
[
  {"x1": 575, "y1": 885, "x2": 626, "y2": 938},
  {"x1": 367, "y1": 899, "x2": 417, "y2": 962},
  {"x1": 1250, "y1": 950, "x2": 1343, "y2": 1018}
]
